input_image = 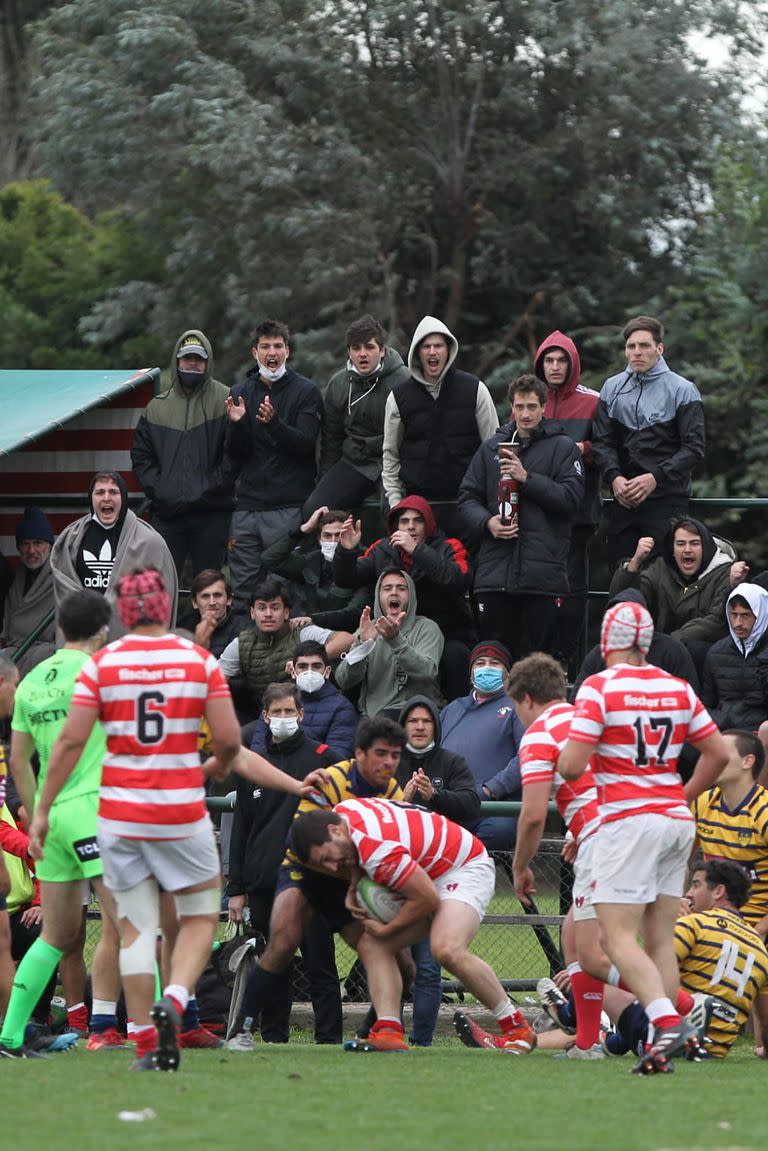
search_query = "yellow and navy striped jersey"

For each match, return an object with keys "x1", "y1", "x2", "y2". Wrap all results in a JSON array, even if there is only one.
[
  {"x1": 282, "y1": 759, "x2": 404, "y2": 874},
  {"x1": 692, "y1": 784, "x2": 768, "y2": 925},
  {"x1": 675, "y1": 907, "x2": 768, "y2": 1057}
]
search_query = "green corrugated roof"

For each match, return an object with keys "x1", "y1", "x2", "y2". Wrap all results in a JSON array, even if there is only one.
[{"x1": 0, "y1": 368, "x2": 160, "y2": 457}]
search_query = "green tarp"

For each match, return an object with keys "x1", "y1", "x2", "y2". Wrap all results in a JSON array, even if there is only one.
[{"x1": 0, "y1": 368, "x2": 159, "y2": 457}]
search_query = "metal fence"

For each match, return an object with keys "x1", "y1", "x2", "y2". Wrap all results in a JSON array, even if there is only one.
[{"x1": 81, "y1": 823, "x2": 569, "y2": 1000}]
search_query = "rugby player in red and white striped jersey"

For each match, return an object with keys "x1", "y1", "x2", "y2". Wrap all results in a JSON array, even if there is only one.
[
  {"x1": 558, "y1": 601, "x2": 730, "y2": 1073},
  {"x1": 29, "y1": 568, "x2": 330, "y2": 1072},
  {"x1": 508, "y1": 653, "x2": 607, "y2": 1058},
  {"x1": 290, "y1": 796, "x2": 538, "y2": 1054}
]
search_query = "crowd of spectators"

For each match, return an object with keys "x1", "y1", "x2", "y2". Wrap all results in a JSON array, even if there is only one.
[{"x1": 3, "y1": 308, "x2": 768, "y2": 1051}]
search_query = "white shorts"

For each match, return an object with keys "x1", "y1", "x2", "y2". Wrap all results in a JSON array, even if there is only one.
[
  {"x1": 434, "y1": 852, "x2": 496, "y2": 920},
  {"x1": 592, "y1": 813, "x2": 695, "y2": 906},
  {"x1": 99, "y1": 825, "x2": 221, "y2": 894},
  {"x1": 572, "y1": 834, "x2": 598, "y2": 923}
]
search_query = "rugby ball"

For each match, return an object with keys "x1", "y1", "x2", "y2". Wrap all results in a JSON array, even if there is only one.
[{"x1": 355, "y1": 877, "x2": 404, "y2": 924}]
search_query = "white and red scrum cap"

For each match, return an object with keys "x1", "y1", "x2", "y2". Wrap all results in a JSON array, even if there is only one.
[{"x1": 600, "y1": 600, "x2": 653, "y2": 660}]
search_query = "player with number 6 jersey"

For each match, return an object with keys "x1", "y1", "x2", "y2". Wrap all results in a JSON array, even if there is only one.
[
  {"x1": 72, "y1": 630, "x2": 230, "y2": 840},
  {"x1": 28, "y1": 568, "x2": 327, "y2": 1074}
]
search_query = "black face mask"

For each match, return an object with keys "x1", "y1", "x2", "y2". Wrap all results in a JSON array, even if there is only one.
[{"x1": 178, "y1": 369, "x2": 205, "y2": 389}]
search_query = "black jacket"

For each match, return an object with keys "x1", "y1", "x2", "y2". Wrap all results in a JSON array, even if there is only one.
[
  {"x1": 458, "y1": 420, "x2": 584, "y2": 595},
  {"x1": 226, "y1": 366, "x2": 323, "y2": 510},
  {"x1": 395, "y1": 696, "x2": 481, "y2": 827},
  {"x1": 332, "y1": 494, "x2": 475, "y2": 643},
  {"x1": 702, "y1": 634, "x2": 768, "y2": 732},
  {"x1": 573, "y1": 631, "x2": 700, "y2": 699},
  {"x1": 572, "y1": 587, "x2": 700, "y2": 696},
  {"x1": 226, "y1": 730, "x2": 342, "y2": 896},
  {"x1": 131, "y1": 329, "x2": 235, "y2": 517},
  {"x1": 176, "y1": 607, "x2": 245, "y2": 659},
  {"x1": 259, "y1": 529, "x2": 368, "y2": 630}
]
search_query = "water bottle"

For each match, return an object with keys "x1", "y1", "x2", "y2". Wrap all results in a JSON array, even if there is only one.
[{"x1": 498, "y1": 476, "x2": 519, "y2": 529}]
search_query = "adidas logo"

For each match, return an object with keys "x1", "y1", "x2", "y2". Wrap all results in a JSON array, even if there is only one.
[{"x1": 83, "y1": 541, "x2": 114, "y2": 589}]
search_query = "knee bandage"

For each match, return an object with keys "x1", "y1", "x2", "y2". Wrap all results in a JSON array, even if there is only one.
[
  {"x1": 174, "y1": 885, "x2": 221, "y2": 918},
  {"x1": 116, "y1": 879, "x2": 160, "y2": 976}
]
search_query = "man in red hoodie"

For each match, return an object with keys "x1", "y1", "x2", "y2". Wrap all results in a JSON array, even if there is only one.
[
  {"x1": 332, "y1": 495, "x2": 476, "y2": 700},
  {"x1": 534, "y1": 333, "x2": 600, "y2": 672}
]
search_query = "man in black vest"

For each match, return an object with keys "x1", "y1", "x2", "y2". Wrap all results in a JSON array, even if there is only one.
[{"x1": 382, "y1": 316, "x2": 498, "y2": 536}]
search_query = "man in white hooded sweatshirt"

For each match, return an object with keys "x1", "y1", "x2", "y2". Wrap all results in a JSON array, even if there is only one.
[
  {"x1": 701, "y1": 583, "x2": 768, "y2": 733},
  {"x1": 382, "y1": 316, "x2": 498, "y2": 535}
]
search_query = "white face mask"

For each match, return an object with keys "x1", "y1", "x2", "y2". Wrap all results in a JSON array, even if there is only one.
[
  {"x1": 295, "y1": 671, "x2": 326, "y2": 694},
  {"x1": 258, "y1": 361, "x2": 288, "y2": 383},
  {"x1": 406, "y1": 740, "x2": 435, "y2": 755},
  {"x1": 269, "y1": 716, "x2": 299, "y2": 740},
  {"x1": 320, "y1": 541, "x2": 338, "y2": 562}
]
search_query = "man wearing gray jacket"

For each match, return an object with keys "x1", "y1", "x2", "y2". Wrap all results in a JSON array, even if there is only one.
[{"x1": 335, "y1": 568, "x2": 444, "y2": 717}]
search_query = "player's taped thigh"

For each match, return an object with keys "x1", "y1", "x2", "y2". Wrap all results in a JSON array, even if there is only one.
[
  {"x1": 174, "y1": 884, "x2": 221, "y2": 918},
  {"x1": 116, "y1": 878, "x2": 160, "y2": 976}
]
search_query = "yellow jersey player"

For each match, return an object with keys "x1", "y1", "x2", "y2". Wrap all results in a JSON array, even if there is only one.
[
  {"x1": 692, "y1": 730, "x2": 768, "y2": 938},
  {"x1": 602, "y1": 859, "x2": 768, "y2": 1059}
]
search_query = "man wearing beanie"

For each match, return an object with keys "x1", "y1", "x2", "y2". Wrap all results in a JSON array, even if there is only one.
[
  {"x1": 51, "y1": 472, "x2": 178, "y2": 641},
  {"x1": 0, "y1": 508, "x2": 56, "y2": 675},
  {"x1": 559, "y1": 600, "x2": 730, "y2": 1074},
  {"x1": 440, "y1": 640, "x2": 524, "y2": 852}
]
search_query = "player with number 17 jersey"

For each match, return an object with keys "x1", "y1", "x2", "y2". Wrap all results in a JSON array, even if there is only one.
[
  {"x1": 72, "y1": 633, "x2": 230, "y2": 839},
  {"x1": 568, "y1": 663, "x2": 718, "y2": 826}
]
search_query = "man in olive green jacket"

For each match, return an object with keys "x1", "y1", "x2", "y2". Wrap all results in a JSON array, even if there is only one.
[
  {"x1": 609, "y1": 516, "x2": 744, "y2": 670},
  {"x1": 303, "y1": 315, "x2": 409, "y2": 516},
  {"x1": 131, "y1": 328, "x2": 235, "y2": 577}
]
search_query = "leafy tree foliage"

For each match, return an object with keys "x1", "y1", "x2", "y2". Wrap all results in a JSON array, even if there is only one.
[
  {"x1": 25, "y1": 0, "x2": 761, "y2": 387},
  {"x1": 0, "y1": 180, "x2": 163, "y2": 368}
]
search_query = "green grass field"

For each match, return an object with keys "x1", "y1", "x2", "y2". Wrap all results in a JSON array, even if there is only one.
[{"x1": 0, "y1": 1037, "x2": 761, "y2": 1151}]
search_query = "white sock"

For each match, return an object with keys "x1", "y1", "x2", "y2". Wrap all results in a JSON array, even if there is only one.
[
  {"x1": 566, "y1": 962, "x2": 581, "y2": 978},
  {"x1": 92, "y1": 1000, "x2": 117, "y2": 1017},
  {"x1": 492, "y1": 999, "x2": 520, "y2": 1025},
  {"x1": 607, "y1": 964, "x2": 622, "y2": 987},
  {"x1": 163, "y1": 984, "x2": 190, "y2": 1013},
  {"x1": 646, "y1": 997, "x2": 677, "y2": 1025}
]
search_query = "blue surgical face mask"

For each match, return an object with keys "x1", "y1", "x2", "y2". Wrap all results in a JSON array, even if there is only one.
[{"x1": 473, "y1": 666, "x2": 504, "y2": 693}]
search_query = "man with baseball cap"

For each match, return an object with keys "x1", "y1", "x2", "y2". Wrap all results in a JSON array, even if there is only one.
[
  {"x1": 131, "y1": 329, "x2": 235, "y2": 579},
  {"x1": 558, "y1": 600, "x2": 730, "y2": 1073}
]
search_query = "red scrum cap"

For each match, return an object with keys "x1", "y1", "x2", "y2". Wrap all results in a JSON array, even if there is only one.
[
  {"x1": 116, "y1": 567, "x2": 171, "y2": 630},
  {"x1": 600, "y1": 600, "x2": 653, "y2": 660}
]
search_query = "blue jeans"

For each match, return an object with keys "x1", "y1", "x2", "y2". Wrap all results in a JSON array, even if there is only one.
[{"x1": 410, "y1": 937, "x2": 442, "y2": 1046}]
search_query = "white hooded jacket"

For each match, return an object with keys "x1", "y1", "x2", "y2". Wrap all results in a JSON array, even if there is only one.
[
  {"x1": 381, "y1": 315, "x2": 498, "y2": 507},
  {"x1": 727, "y1": 582, "x2": 768, "y2": 658}
]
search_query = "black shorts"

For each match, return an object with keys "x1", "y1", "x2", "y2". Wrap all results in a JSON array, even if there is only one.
[{"x1": 275, "y1": 863, "x2": 353, "y2": 933}]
